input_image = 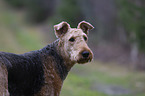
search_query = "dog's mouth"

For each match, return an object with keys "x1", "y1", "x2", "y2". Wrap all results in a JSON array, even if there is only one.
[{"x1": 77, "y1": 58, "x2": 92, "y2": 64}]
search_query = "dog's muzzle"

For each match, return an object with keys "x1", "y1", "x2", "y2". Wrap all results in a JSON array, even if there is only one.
[{"x1": 77, "y1": 50, "x2": 93, "y2": 64}]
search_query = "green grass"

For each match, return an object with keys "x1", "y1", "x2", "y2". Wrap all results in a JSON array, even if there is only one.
[{"x1": 60, "y1": 61, "x2": 145, "y2": 96}]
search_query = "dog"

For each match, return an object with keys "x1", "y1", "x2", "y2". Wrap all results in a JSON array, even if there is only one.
[{"x1": 0, "y1": 21, "x2": 94, "y2": 96}]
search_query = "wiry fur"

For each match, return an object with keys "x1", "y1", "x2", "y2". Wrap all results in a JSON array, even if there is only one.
[{"x1": 0, "y1": 21, "x2": 94, "y2": 96}]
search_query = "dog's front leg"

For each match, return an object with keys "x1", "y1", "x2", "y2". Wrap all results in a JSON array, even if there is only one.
[{"x1": 0, "y1": 63, "x2": 9, "y2": 96}]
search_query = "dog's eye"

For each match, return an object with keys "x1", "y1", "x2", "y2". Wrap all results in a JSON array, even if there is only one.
[
  {"x1": 83, "y1": 36, "x2": 87, "y2": 41},
  {"x1": 69, "y1": 37, "x2": 75, "y2": 42}
]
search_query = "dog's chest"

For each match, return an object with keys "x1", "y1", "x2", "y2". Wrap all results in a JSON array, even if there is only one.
[{"x1": 34, "y1": 64, "x2": 63, "y2": 96}]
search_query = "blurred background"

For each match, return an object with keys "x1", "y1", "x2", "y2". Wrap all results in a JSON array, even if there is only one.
[{"x1": 0, "y1": 0, "x2": 145, "y2": 95}]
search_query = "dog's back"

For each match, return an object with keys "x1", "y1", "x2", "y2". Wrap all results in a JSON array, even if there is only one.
[{"x1": 0, "y1": 51, "x2": 44, "y2": 96}]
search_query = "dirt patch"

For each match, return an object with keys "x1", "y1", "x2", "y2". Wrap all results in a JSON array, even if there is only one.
[{"x1": 91, "y1": 83, "x2": 132, "y2": 95}]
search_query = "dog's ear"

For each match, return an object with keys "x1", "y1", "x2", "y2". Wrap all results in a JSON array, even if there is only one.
[
  {"x1": 54, "y1": 21, "x2": 70, "y2": 38},
  {"x1": 77, "y1": 21, "x2": 94, "y2": 35}
]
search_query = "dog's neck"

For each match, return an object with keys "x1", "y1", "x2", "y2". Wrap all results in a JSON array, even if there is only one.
[{"x1": 40, "y1": 39, "x2": 75, "y2": 81}]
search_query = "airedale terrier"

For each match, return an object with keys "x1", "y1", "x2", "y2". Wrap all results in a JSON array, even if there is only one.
[{"x1": 0, "y1": 21, "x2": 94, "y2": 96}]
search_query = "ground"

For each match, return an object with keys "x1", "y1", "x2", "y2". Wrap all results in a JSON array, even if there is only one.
[{"x1": 60, "y1": 61, "x2": 145, "y2": 96}]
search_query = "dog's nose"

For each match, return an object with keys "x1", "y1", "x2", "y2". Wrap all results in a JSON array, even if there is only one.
[{"x1": 82, "y1": 51, "x2": 90, "y2": 58}]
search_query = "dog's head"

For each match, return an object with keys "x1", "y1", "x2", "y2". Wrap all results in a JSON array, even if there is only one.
[{"x1": 54, "y1": 21, "x2": 94, "y2": 64}]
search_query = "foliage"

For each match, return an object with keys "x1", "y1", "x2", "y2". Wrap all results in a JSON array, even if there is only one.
[
  {"x1": 118, "y1": 0, "x2": 145, "y2": 52},
  {"x1": 5, "y1": 0, "x2": 56, "y2": 23},
  {"x1": 25, "y1": 0, "x2": 56, "y2": 23},
  {"x1": 5, "y1": 0, "x2": 24, "y2": 8},
  {"x1": 55, "y1": 0, "x2": 84, "y2": 27}
]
